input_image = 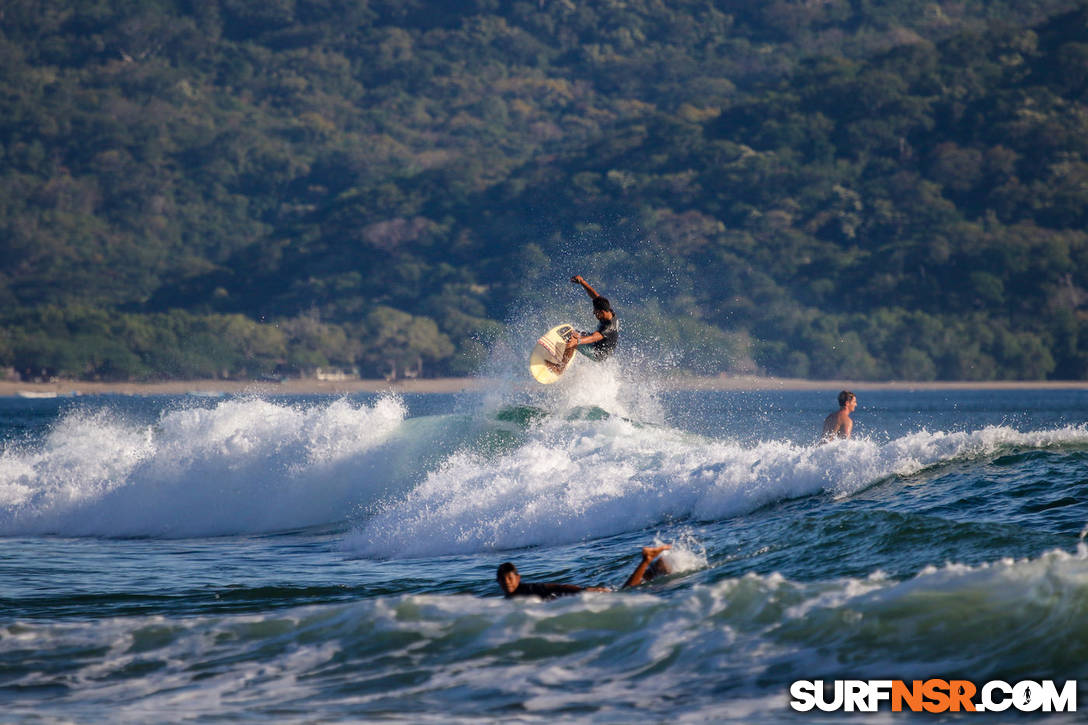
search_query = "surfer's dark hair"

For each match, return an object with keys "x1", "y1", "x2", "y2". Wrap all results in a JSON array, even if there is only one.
[
  {"x1": 838, "y1": 390, "x2": 855, "y2": 407},
  {"x1": 497, "y1": 562, "x2": 517, "y2": 581},
  {"x1": 592, "y1": 296, "x2": 612, "y2": 312}
]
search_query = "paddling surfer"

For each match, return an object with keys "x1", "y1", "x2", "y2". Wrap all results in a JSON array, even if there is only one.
[
  {"x1": 822, "y1": 390, "x2": 857, "y2": 441},
  {"x1": 545, "y1": 275, "x2": 619, "y2": 374},
  {"x1": 497, "y1": 545, "x2": 672, "y2": 600}
]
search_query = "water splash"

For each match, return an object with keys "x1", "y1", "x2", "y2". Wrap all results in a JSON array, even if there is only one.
[
  {"x1": 346, "y1": 420, "x2": 1088, "y2": 558},
  {"x1": 0, "y1": 396, "x2": 412, "y2": 537}
]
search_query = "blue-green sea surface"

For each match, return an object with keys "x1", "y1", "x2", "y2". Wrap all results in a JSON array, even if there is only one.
[{"x1": 1, "y1": 375, "x2": 1086, "y2": 722}]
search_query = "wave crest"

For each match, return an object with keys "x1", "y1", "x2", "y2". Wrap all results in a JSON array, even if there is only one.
[
  {"x1": 0, "y1": 396, "x2": 409, "y2": 537},
  {"x1": 347, "y1": 422, "x2": 1088, "y2": 557}
]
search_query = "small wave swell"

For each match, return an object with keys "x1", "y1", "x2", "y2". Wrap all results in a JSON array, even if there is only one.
[{"x1": 3, "y1": 547, "x2": 1085, "y2": 723}]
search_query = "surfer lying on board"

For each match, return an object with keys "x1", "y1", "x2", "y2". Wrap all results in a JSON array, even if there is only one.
[
  {"x1": 822, "y1": 390, "x2": 857, "y2": 441},
  {"x1": 543, "y1": 275, "x2": 619, "y2": 375},
  {"x1": 497, "y1": 545, "x2": 671, "y2": 600}
]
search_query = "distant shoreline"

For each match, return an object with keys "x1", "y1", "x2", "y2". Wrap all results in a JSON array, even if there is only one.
[{"x1": 1, "y1": 375, "x2": 1086, "y2": 397}]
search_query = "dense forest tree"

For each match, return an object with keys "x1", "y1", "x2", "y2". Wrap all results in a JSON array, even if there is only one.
[{"x1": 0, "y1": 0, "x2": 1086, "y2": 381}]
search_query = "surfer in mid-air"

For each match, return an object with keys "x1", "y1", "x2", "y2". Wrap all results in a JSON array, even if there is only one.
[
  {"x1": 544, "y1": 275, "x2": 619, "y2": 375},
  {"x1": 822, "y1": 390, "x2": 857, "y2": 440},
  {"x1": 497, "y1": 545, "x2": 672, "y2": 600}
]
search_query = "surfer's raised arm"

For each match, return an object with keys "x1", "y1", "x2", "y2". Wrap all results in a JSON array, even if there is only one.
[
  {"x1": 570, "y1": 275, "x2": 600, "y2": 299},
  {"x1": 621, "y1": 545, "x2": 672, "y2": 589}
]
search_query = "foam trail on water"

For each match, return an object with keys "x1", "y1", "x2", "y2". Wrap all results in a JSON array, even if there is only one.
[
  {"x1": 0, "y1": 396, "x2": 415, "y2": 537},
  {"x1": 346, "y1": 422, "x2": 1088, "y2": 558}
]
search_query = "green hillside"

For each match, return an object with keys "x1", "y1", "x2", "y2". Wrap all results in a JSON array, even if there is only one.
[{"x1": 1, "y1": 0, "x2": 1086, "y2": 381}]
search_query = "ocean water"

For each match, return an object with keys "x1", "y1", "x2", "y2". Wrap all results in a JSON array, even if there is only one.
[{"x1": 1, "y1": 370, "x2": 1087, "y2": 722}]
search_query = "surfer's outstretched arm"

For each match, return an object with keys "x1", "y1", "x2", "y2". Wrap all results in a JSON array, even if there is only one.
[
  {"x1": 571, "y1": 275, "x2": 601, "y2": 299},
  {"x1": 573, "y1": 330, "x2": 602, "y2": 346},
  {"x1": 622, "y1": 545, "x2": 672, "y2": 589}
]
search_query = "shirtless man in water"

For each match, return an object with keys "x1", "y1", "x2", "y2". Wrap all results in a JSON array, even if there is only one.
[
  {"x1": 497, "y1": 545, "x2": 672, "y2": 600},
  {"x1": 822, "y1": 390, "x2": 857, "y2": 440}
]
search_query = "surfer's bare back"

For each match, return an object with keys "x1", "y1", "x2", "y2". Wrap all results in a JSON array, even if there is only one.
[{"x1": 822, "y1": 390, "x2": 857, "y2": 441}]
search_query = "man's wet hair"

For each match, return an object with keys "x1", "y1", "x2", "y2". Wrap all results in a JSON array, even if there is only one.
[
  {"x1": 838, "y1": 390, "x2": 855, "y2": 408},
  {"x1": 497, "y1": 562, "x2": 517, "y2": 581},
  {"x1": 592, "y1": 296, "x2": 612, "y2": 312}
]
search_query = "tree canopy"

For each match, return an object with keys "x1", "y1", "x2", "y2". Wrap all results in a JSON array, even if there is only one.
[{"x1": 1, "y1": 0, "x2": 1086, "y2": 381}]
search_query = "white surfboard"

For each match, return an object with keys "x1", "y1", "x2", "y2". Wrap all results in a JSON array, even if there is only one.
[{"x1": 529, "y1": 323, "x2": 578, "y2": 384}]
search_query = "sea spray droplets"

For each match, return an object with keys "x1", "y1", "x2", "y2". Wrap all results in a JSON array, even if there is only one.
[
  {"x1": 659, "y1": 530, "x2": 708, "y2": 574},
  {"x1": 0, "y1": 409, "x2": 155, "y2": 512},
  {"x1": 300, "y1": 395, "x2": 407, "y2": 466},
  {"x1": 0, "y1": 396, "x2": 410, "y2": 537},
  {"x1": 475, "y1": 289, "x2": 670, "y2": 425}
]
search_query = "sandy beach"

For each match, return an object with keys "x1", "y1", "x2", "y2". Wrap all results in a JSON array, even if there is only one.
[
  {"x1": 0, "y1": 377, "x2": 486, "y2": 397},
  {"x1": 1, "y1": 375, "x2": 1086, "y2": 397}
]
